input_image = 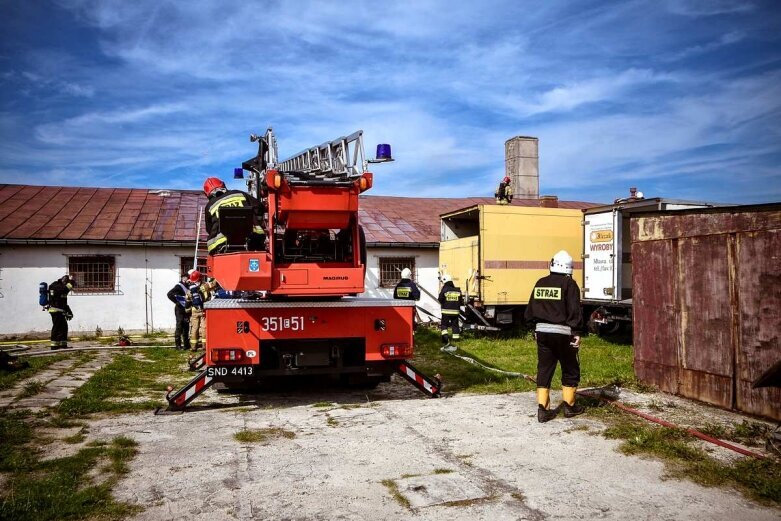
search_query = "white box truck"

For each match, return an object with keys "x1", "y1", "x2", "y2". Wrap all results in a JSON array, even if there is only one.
[{"x1": 582, "y1": 193, "x2": 716, "y2": 334}]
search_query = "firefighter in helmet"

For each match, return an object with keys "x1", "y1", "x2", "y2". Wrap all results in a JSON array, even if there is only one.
[
  {"x1": 438, "y1": 273, "x2": 463, "y2": 352},
  {"x1": 202, "y1": 177, "x2": 265, "y2": 255},
  {"x1": 524, "y1": 250, "x2": 584, "y2": 422},
  {"x1": 495, "y1": 176, "x2": 513, "y2": 205},
  {"x1": 393, "y1": 268, "x2": 420, "y2": 301},
  {"x1": 48, "y1": 274, "x2": 75, "y2": 350}
]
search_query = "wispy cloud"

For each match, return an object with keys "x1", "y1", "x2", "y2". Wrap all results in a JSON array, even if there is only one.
[{"x1": 1, "y1": 0, "x2": 779, "y2": 205}]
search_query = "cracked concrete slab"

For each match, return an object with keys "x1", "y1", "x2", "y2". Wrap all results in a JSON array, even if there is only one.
[
  {"x1": 396, "y1": 472, "x2": 488, "y2": 508},
  {"x1": 84, "y1": 391, "x2": 780, "y2": 521}
]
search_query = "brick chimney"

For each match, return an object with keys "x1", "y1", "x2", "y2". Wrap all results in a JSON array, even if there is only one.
[
  {"x1": 505, "y1": 136, "x2": 539, "y2": 199},
  {"x1": 539, "y1": 195, "x2": 559, "y2": 208}
]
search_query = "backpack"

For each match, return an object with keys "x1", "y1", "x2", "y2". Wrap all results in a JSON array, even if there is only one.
[{"x1": 39, "y1": 282, "x2": 48, "y2": 307}]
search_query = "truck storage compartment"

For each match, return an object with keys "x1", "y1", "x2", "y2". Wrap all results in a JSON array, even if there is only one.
[{"x1": 259, "y1": 338, "x2": 366, "y2": 374}]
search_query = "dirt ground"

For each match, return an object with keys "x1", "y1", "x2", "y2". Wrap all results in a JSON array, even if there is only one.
[{"x1": 77, "y1": 378, "x2": 779, "y2": 521}]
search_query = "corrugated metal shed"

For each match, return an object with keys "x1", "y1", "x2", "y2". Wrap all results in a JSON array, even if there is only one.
[
  {"x1": 0, "y1": 184, "x2": 598, "y2": 246},
  {"x1": 632, "y1": 203, "x2": 781, "y2": 420}
]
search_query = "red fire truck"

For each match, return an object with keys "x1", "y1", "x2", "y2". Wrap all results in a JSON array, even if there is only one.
[{"x1": 163, "y1": 129, "x2": 440, "y2": 411}]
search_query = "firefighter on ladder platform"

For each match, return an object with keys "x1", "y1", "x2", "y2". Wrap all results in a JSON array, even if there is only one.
[
  {"x1": 438, "y1": 274, "x2": 463, "y2": 352},
  {"x1": 495, "y1": 176, "x2": 513, "y2": 205},
  {"x1": 202, "y1": 177, "x2": 265, "y2": 255},
  {"x1": 524, "y1": 250, "x2": 585, "y2": 423}
]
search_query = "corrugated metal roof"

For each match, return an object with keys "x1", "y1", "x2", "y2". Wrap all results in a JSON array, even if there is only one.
[{"x1": 0, "y1": 184, "x2": 599, "y2": 245}]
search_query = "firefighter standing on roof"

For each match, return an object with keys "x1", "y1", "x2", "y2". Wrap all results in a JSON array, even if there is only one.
[
  {"x1": 47, "y1": 275, "x2": 75, "y2": 350},
  {"x1": 438, "y1": 274, "x2": 463, "y2": 349},
  {"x1": 203, "y1": 177, "x2": 265, "y2": 255},
  {"x1": 524, "y1": 250, "x2": 585, "y2": 423},
  {"x1": 495, "y1": 176, "x2": 513, "y2": 205}
]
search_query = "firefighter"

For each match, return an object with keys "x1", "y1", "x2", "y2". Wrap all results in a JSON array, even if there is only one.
[
  {"x1": 167, "y1": 275, "x2": 192, "y2": 350},
  {"x1": 47, "y1": 275, "x2": 75, "y2": 350},
  {"x1": 393, "y1": 268, "x2": 420, "y2": 301},
  {"x1": 495, "y1": 176, "x2": 513, "y2": 205},
  {"x1": 203, "y1": 177, "x2": 265, "y2": 255},
  {"x1": 438, "y1": 274, "x2": 463, "y2": 352},
  {"x1": 524, "y1": 250, "x2": 585, "y2": 423},
  {"x1": 187, "y1": 269, "x2": 205, "y2": 351}
]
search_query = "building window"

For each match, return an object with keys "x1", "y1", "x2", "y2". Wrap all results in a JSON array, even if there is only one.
[
  {"x1": 68, "y1": 255, "x2": 116, "y2": 292},
  {"x1": 378, "y1": 257, "x2": 415, "y2": 288},
  {"x1": 180, "y1": 257, "x2": 207, "y2": 278}
]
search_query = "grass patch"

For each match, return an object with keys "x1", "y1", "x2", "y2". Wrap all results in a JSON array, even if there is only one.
[
  {"x1": 326, "y1": 415, "x2": 339, "y2": 427},
  {"x1": 233, "y1": 427, "x2": 295, "y2": 443},
  {"x1": 587, "y1": 403, "x2": 781, "y2": 505},
  {"x1": 381, "y1": 479, "x2": 411, "y2": 509},
  {"x1": 433, "y1": 468, "x2": 454, "y2": 474},
  {"x1": 411, "y1": 326, "x2": 635, "y2": 394},
  {"x1": 56, "y1": 347, "x2": 191, "y2": 417},
  {"x1": 312, "y1": 401, "x2": 333, "y2": 408},
  {"x1": 18, "y1": 380, "x2": 46, "y2": 398},
  {"x1": 0, "y1": 355, "x2": 66, "y2": 391},
  {"x1": 141, "y1": 330, "x2": 169, "y2": 339},
  {"x1": 0, "y1": 412, "x2": 140, "y2": 520}
]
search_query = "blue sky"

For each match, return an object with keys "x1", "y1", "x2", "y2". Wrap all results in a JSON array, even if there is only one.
[{"x1": 1, "y1": 0, "x2": 780, "y2": 204}]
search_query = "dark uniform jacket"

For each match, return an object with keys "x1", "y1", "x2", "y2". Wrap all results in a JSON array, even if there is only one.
[
  {"x1": 438, "y1": 281, "x2": 463, "y2": 315},
  {"x1": 394, "y1": 278, "x2": 421, "y2": 300},
  {"x1": 48, "y1": 280, "x2": 72, "y2": 314},
  {"x1": 205, "y1": 189, "x2": 263, "y2": 253},
  {"x1": 524, "y1": 273, "x2": 582, "y2": 333},
  {"x1": 167, "y1": 282, "x2": 191, "y2": 309}
]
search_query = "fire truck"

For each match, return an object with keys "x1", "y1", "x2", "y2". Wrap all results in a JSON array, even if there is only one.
[{"x1": 162, "y1": 129, "x2": 440, "y2": 411}]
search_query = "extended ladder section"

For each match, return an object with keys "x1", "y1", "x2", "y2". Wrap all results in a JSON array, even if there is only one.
[{"x1": 277, "y1": 130, "x2": 366, "y2": 183}]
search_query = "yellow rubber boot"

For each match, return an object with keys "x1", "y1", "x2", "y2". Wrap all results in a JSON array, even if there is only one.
[
  {"x1": 537, "y1": 388, "x2": 557, "y2": 423},
  {"x1": 562, "y1": 386, "x2": 585, "y2": 418}
]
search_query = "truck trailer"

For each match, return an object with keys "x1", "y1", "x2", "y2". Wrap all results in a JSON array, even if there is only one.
[{"x1": 438, "y1": 203, "x2": 586, "y2": 327}]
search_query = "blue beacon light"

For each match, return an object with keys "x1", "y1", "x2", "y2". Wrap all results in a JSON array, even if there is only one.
[{"x1": 233, "y1": 167, "x2": 244, "y2": 179}]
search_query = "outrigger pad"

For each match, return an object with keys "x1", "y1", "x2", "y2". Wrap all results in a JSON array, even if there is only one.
[{"x1": 396, "y1": 360, "x2": 442, "y2": 398}]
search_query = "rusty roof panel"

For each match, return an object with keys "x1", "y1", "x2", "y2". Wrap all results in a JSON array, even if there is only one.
[{"x1": 632, "y1": 204, "x2": 781, "y2": 421}]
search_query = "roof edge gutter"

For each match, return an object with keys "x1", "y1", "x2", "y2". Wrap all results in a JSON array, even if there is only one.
[
  {"x1": 365, "y1": 242, "x2": 439, "y2": 249},
  {"x1": 0, "y1": 239, "x2": 197, "y2": 248}
]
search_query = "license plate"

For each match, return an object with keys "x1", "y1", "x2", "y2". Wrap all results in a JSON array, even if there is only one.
[{"x1": 206, "y1": 365, "x2": 254, "y2": 377}]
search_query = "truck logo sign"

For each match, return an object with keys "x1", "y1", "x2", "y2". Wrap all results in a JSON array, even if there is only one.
[
  {"x1": 590, "y1": 230, "x2": 613, "y2": 243},
  {"x1": 249, "y1": 258, "x2": 260, "y2": 272}
]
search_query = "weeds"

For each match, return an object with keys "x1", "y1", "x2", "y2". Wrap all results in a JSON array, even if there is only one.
[
  {"x1": 0, "y1": 355, "x2": 66, "y2": 391},
  {"x1": 381, "y1": 479, "x2": 411, "y2": 509},
  {"x1": 233, "y1": 427, "x2": 295, "y2": 443},
  {"x1": 0, "y1": 411, "x2": 139, "y2": 520},
  {"x1": 18, "y1": 380, "x2": 46, "y2": 398}
]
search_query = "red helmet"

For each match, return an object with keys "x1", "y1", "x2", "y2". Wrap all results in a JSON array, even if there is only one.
[
  {"x1": 203, "y1": 177, "x2": 226, "y2": 197},
  {"x1": 502, "y1": 176, "x2": 511, "y2": 184},
  {"x1": 188, "y1": 269, "x2": 202, "y2": 283}
]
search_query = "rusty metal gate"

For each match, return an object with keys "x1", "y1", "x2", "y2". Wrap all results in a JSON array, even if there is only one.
[{"x1": 632, "y1": 203, "x2": 780, "y2": 421}]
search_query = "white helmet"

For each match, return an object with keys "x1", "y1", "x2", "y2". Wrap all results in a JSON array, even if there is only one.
[
  {"x1": 400, "y1": 268, "x2": 412, "y2": 279},
  {"x1": 441, "y1": 273, "x2": 452, "y2": 283},
  {"x1": 550, "y1": 250, "x2": 573, "y2": 275}
]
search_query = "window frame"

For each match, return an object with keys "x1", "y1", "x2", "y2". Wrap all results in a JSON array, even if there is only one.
[
  {"x1": 180, "y1": 256, "x2": 208, "y2": 279},
  {"x1": 378, "y1": 256, "x2": 416, "y2": 289},
  {"x1": 67, "y1": 254, "x2": 117, "y2": 294}
]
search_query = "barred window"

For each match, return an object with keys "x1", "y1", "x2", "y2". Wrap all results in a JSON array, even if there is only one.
[
  {"x1": 378, "y1": 257, "x2": 415, "y2": 288},
  {"x1": 68, "y1": 255, "x2": 116, "y2": 292},
  {"x1": 180, "y1": 257, "x2": 207, "y2": 278}
]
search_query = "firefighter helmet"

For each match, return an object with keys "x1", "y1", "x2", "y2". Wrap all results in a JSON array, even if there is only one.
[
  {"x1": 502, "y1": 176, "x2": 511, "y2": 184},
  {"x1": 188, "y1": 269, "x2": 202, "y2": 283},
  {"x1": 203, "y1": 177, "x2": 226, "y2": 197},
  {"x1": 401, "y1": 268, "x2": 412, "y2": 279},
  {"x1": 441, "y1": 273, "x2": 452, "y2": 283},
  {"x1": 550, "y1": 250, "x2": 573, "y2": 275}
]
